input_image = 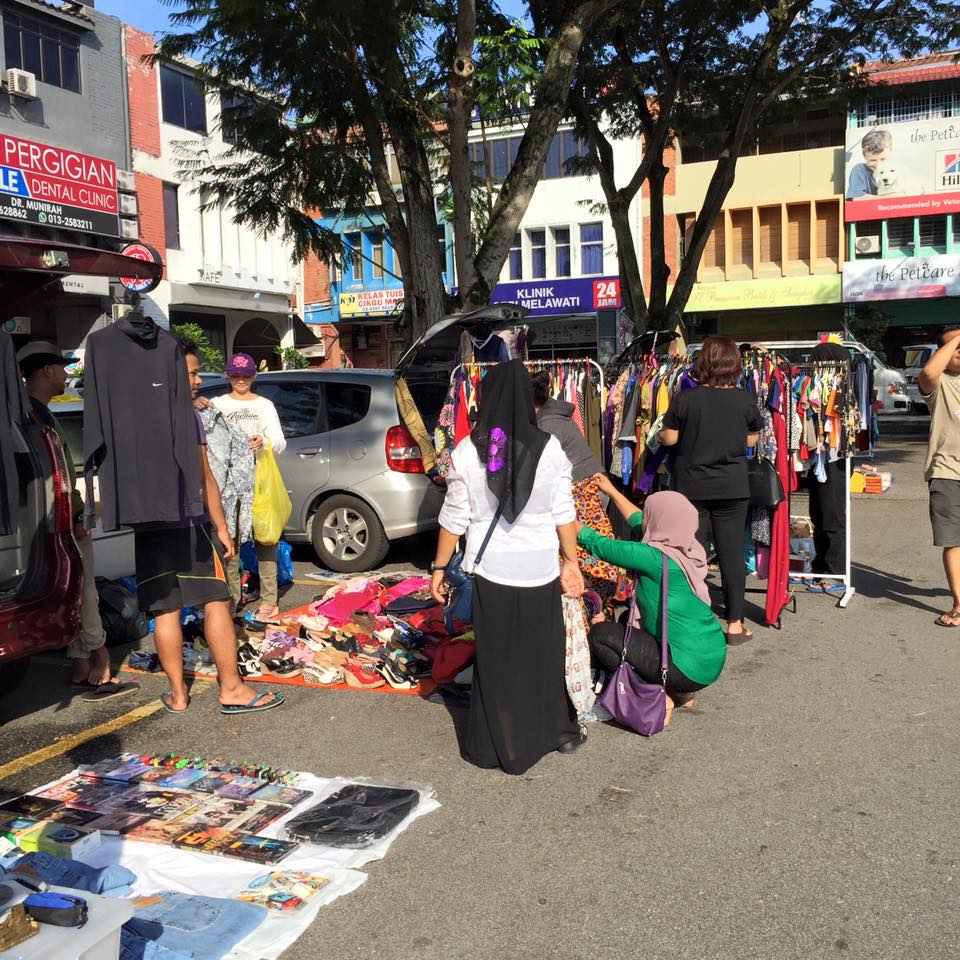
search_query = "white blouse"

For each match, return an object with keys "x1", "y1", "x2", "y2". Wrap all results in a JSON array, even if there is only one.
[{"x1": 438, "y1": 435, "x2": 576, "y2": 587}]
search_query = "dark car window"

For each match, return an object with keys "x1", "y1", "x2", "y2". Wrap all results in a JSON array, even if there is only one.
[
  {"x1": 251, "y1": 382, "x2": 322, "y2": 439},
  {"x1": 323, "y1": 382, "x2": 371, "y2": 432},
  {"x1": 52, "y1": 410, "x2": 83, "y2": 472}
]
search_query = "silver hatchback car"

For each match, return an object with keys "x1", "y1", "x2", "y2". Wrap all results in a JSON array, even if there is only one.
[{"x1": 200, "y1": 369, "x2": 446, "y2": 573}]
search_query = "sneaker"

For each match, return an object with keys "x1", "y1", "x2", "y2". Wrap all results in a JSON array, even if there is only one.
[
  {"x1": 376, "y1": 659, "x2": 416, "y2": 690},
  {"x1": 237, "y1": 643, "x2": 262, "y2": 678},
  {"x1": 302, "y1": 661, "x2": 342, "y2": 686},
  {"x1": 258, "y1": 657, "x2": 302, "y2": 679}
]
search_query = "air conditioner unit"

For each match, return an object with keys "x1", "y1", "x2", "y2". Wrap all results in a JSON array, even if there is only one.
[
  {"x1": 116, "y1": 170, "x2": 136, "y2": 192},
  {"x1": 120, "y1": 219, "x2": 139, "y2": 240},
  {"x1": 119, "y1": 194, "x2": 138, "y2": 216},
  {"x1": 7, "y1": 69, "x2": 37, "y2": 99},
  {"x1": 855, "y1": 235, "x2": 881, "y2": 255}
]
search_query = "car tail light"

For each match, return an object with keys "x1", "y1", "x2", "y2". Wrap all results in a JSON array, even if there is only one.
[
  {"x1": 386, "y1": 426, "x2": 425, "y2": 473},
  {"x1": 41, "y1": 427, "x2": 73, "y2": 534}
]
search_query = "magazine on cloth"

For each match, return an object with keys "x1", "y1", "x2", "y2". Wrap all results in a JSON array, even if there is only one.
[
  {"x1": 173, "y1": 828, "x2": 299, "y2": 864},
  {"x1": 0, "y1": 795, "x2": 64, "y2": 818},
  {"x1": 125, "y1": 819, "x2": 188, "y2": 844},
  {"x1": 61, "y1": 780, "x2": 139, "y2": 812},
  {"x1": 236, "y1": 870, "x2": 329, "y2": 912},
  {"x1": 83, "y1": 812, "x2": 149, "y2": 836},
  {"x1": 247, "y1": 783, "x2": 313, "y2": 807},
  {"x1": 108, "y1": 789, "x2": 204, "y2": 821}
]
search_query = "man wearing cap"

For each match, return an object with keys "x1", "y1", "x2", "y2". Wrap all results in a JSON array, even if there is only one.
[
  {"x1": 17, "y1": 340, "x2": 140, "y2": 700},
  {"x1": 210, "y1": 353, "x2": 286, "y2": 620}
]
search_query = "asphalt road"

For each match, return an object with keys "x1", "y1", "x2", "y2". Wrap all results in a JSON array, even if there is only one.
[{"x1": 2, "y1": 431, "x2": 957, "y2": 960}]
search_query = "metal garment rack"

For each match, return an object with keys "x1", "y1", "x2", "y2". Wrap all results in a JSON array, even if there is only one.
[
  {"x1": 450, "y1": 357, "x2": 607, "y2": 446},
  {"x1": 785, "y1": 361, "x2": 856, "y2": 609}
]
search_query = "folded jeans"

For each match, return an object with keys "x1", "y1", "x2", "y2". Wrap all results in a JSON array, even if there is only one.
[{"x1": 9, "y1": 852, "x2": 136, "y2": 896}]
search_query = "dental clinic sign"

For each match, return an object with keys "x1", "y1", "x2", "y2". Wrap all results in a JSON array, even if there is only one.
[
  {"x1": 843, "y1": 254, "x2": 960, "y2": 302},
  {"x1": 0, "y1": 133, "x2": 119, "y2": 236},
  {"x1": 490, "y1": 277, "x2": 622, "y2": 316}
]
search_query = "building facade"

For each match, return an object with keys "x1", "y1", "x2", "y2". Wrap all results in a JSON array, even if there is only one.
[
  {"x1": 653, "y1": 109, "x2": 847, "y2": 343},
  {"x1": 124, "y1": 25, "x2": 298, "y2": 367},
  {"x1": 0, "y1": 0, "x2": 137, "y2": 351},
  {"x1": 841, "y1": 54, "x2": 960, "y2": 364},
  {"x1": 299, "y1": 121, "x2": 640, "y2": 366}
]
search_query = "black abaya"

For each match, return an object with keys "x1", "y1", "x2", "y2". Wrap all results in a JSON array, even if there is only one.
[{"x1": 466, "y1": 576, "x2": 578, "y2": 774}]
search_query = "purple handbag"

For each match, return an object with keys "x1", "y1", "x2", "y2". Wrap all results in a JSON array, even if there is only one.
[{"x1": 598, "y1": 554, "x2": 670, "y2": 737}]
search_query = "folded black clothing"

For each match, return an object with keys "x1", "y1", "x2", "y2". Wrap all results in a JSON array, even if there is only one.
[{"x1": 284, "y1": 784, "x2": 419, "y2": 848}]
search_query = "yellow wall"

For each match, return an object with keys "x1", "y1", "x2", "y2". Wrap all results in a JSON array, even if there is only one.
[{"x1": 667, "y1": 146, "x2": 844, "y2": 214}]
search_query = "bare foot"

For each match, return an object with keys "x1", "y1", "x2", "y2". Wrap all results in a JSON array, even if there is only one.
[
  {"x1": 164, "y1": 688, "x2": 190, "y2": 712},
  {"x1": 219, "y1": 682, "x2": 279, "y2": 708},
  {"x1": 87, "y1": 647, "x2": 117, "y2": 686},
  {"x1": 663, "y1": 693, "x2": 675, "y2": 727}
]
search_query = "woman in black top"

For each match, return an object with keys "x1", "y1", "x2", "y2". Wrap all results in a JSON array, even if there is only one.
[{"x1": 660, "y1": 336, "x2": 762, "y2": 642}]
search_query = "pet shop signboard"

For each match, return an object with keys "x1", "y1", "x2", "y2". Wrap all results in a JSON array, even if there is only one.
[
  {"x1": 845, "y1": 117, "x2": 960, "y2": 222},
  {"x1": 843, "y1": 254, "x2": 960, "y2": 302}
]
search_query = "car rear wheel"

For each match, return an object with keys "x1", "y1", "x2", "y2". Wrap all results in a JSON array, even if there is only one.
[{"x1": 311, "y1": 495, "x2": 389, "y2": 573}]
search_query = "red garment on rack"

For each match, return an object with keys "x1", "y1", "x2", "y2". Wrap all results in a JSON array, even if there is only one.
[
  {"x1": 454, "y1": 378, "x2": 471, "y2": 447},
  {"x1": 765, "y1": 376, "x2": 792, "y2": 626}
]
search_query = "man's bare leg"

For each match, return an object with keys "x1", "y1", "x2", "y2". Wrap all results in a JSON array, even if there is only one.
[
  {"x1": 153, "y1": 610, "x2": 189, "y2": 710},
  {"x1": 202, "y1": 600, "x2": 276, "y2": 707}
]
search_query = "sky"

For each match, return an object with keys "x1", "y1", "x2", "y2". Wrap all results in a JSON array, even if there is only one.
[{"x1": 96, "y1": 0, "x2": 530, "y2": 37}]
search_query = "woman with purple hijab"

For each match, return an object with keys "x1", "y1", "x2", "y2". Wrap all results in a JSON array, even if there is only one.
[
  {"x1": 430, "y1": 361, "x2": 584, "y2": 774},
  {"x1": 578, "y1": 478, "x2": 727, "y2": 723}
]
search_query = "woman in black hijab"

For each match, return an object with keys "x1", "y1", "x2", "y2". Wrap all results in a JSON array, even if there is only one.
[{"x1": 430, "y1": 360, "x2": 584, "y2": 774}]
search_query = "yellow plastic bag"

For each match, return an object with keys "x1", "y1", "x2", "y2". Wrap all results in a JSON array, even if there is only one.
[{"x1": 252, "y1": 443, "x2": 292, "y2": 545}]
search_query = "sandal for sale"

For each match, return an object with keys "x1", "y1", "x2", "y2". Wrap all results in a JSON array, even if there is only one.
[
  {"x1": 258, "y1": 658, "x2": 302, "y2": 679},
  {"x1": 302, "y1": 662, "x2": 342, "y2": 686},
  {"x1": 237, "y1": 643, "x2": 263, "y2": 678},
  {"x1": 342, "y1": 656, "x2": 385, "y2": 689}
]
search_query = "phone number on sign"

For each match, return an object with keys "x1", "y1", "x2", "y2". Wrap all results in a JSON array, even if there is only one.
[{"x1": 36, "y1": 211, "x2": 95, "y2": 230}]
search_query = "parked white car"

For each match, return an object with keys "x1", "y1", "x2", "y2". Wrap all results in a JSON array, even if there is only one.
[{"x1": 903, "y1": 343, "x2": 936, "y2": 413}]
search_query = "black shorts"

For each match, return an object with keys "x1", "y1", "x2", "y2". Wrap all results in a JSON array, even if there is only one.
[{"x1": 134, "y1": 523, "x2": 231, "y2": 614}]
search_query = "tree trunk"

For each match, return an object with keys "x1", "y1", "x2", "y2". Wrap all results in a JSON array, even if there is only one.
[
  {"x1": 447, "y1": 0, "x2": 478, "y2": 302},
  {"x1": 646, "y1": 157, "x2": 670, "y2": 327},
  {"x1": 467, "y1": 0, "x2": 625, "y2": 302},
  {"x1": 608, "y1": 198, "x2": 648, "y2": 331}
]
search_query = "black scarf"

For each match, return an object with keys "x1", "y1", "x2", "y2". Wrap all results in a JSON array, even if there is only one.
[{"x1": 471, "y1": 359, "x2": 550, "y2": 524}]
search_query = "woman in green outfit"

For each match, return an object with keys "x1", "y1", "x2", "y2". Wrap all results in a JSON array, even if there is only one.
[{"x1": 578, "y1": 475, "x2": 726, "y2": 721}]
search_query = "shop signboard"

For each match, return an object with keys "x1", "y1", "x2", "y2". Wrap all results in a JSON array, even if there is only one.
[
  {"x1": 338, "y1": 287, "x2": 404, "y2": 317},
  {"x1": 1, "y1": 317, "x2": 29, "y2": 335},
  {"x1": 119, "y1": 243, "x2": 163, "y2": 294},
  {"x1": 844, "y1": 117, "x2": 960, "y2": 222},
  {"x1": 842, "y1": 254, "x2": 960, "y2": 302},
  {"x1": 0, "y1": 133, "x2": 120, "y2": 236},
  {"x1": 488, "y1": 276, "x2": 622, "y2": 316},
  {"x1": 679, "y1": 274, "x2": 841, "y2": 312}
]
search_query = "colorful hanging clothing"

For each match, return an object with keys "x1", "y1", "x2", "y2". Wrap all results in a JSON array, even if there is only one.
[{"x1": 572, "y1": 476, "x2": 622, "y2": 616}]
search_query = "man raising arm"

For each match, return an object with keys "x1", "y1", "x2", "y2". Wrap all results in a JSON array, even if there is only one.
[{"x1": 918, "y1": 328, "x2": 960, "y2": 627}]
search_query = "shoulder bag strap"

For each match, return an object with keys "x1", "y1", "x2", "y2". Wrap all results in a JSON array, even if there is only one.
[
  {"x1": 659, "y1": 553, "x2": 670, "y2": 686},
  {"x1": 470, "y1": 503, "x2": 504, "y2": 576}
]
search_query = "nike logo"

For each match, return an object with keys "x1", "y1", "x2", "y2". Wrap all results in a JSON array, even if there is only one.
[{"x1": 153, "y1": 382, "x2": 163, "y2": 387}]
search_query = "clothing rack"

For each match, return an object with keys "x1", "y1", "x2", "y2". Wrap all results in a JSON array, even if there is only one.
[
  {"x1": 452, "y1": 357, "x2": 605, "y2": 392},
  {"x1": 785, "y1": 360, "x2": 856, "y2": 609}
]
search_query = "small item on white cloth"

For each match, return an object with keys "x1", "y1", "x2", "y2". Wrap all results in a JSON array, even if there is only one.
[{"x1": 236, "y1": 870, "x2": 329, "y2": 913}]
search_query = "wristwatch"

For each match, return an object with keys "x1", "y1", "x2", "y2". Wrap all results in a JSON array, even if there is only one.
[{"x1": 429, "y1": 561, "x2": 446, "y2": 573}]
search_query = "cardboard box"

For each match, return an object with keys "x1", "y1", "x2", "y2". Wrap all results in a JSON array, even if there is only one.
[{"x1": 17, "y1": 823, "x2": 102, "y2": 859}]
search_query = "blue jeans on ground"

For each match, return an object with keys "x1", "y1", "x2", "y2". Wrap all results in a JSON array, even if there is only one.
[
  {"x1": 123, "y1": 891, "x2": 267, "y2": 960},
  {"x1": 8, "y1": 852, "x2": 136, "y2": 896}
]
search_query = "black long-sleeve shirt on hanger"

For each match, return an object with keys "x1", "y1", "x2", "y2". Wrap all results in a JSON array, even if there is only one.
[
  {"x1": 0, "y1": 329, "x2": 30, "y2": 535},
  {"x1": 82, "y1": 314, "x2": 204, "y2": 532}
]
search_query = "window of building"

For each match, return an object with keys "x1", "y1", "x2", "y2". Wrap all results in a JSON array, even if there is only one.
[
  {"x1": 729, "y1": 209, "x2": 753, "y2": 272},
  {"x1": 919, "y1": 215, "x2": 947, "y2": 252},
  {"x1": 580, "y1": 222, "x2": 603, "y2": 274},
  {"x1": 220, "y1": 88, "x2": 258, "y2": 147},
  {"x1": 530, "y1": 229, "x2": 546, "y2": 278},
  {"x1": 369, "y1": 233, "x2": 384, "y2": 279},
  {"x1": 345, "y1": 233, "x2": 362, "y2": 281},
  {"x1": 437, "y1": 224, "x2": 447, "y2": 273},
  {"x1": 786, "y1": 202, "x2": 811, "y2": 266},
  {"x1": 554, "y1": 227, "x2": 571, "y2": 277},
  {"x1": 758, "y1": 206, "x2": 782, "y2": 269},
  {"x1": 3, "y1": 11, "x2": 80, "y2": 92},
  {"x1": 324, "y1": 382, "x2": 371, "y2": 431},
  {"x1": 508, "y1": 232, "x2": 522, "y2": 280},
  {"x1": 160, "y1": 64, "x2": 207, "y2": 133},
  {"x1": 545, "y1": 136, "x2": 562, "y2": 179},
  {"x1": 858, "y1": 89, "x2": 960, "y2": 127},
  {"x1": 701, "y1": 218, "x2": 726, "y2": 273},
  {"x1": 953, "y1": 216, "x2": 960, "y2": 248},
  {"x1": 469, "y1": 141, "x2": 487, "y2": 180},
  {"x1": 815, "y1": 199, "x2": 840, "y2": 263},
  {"x1": 886, "y1": 217, "x2": 914, "y2": 253},
  {"x1": 162, "y1": 183, "x2": 181, "y2": 250},
  {"x1": 491, "y1": 138, "x2": 510, "y2": 181},
  {"x1": 254, "y1": 382, "x2": 321, "y2": 438}
]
